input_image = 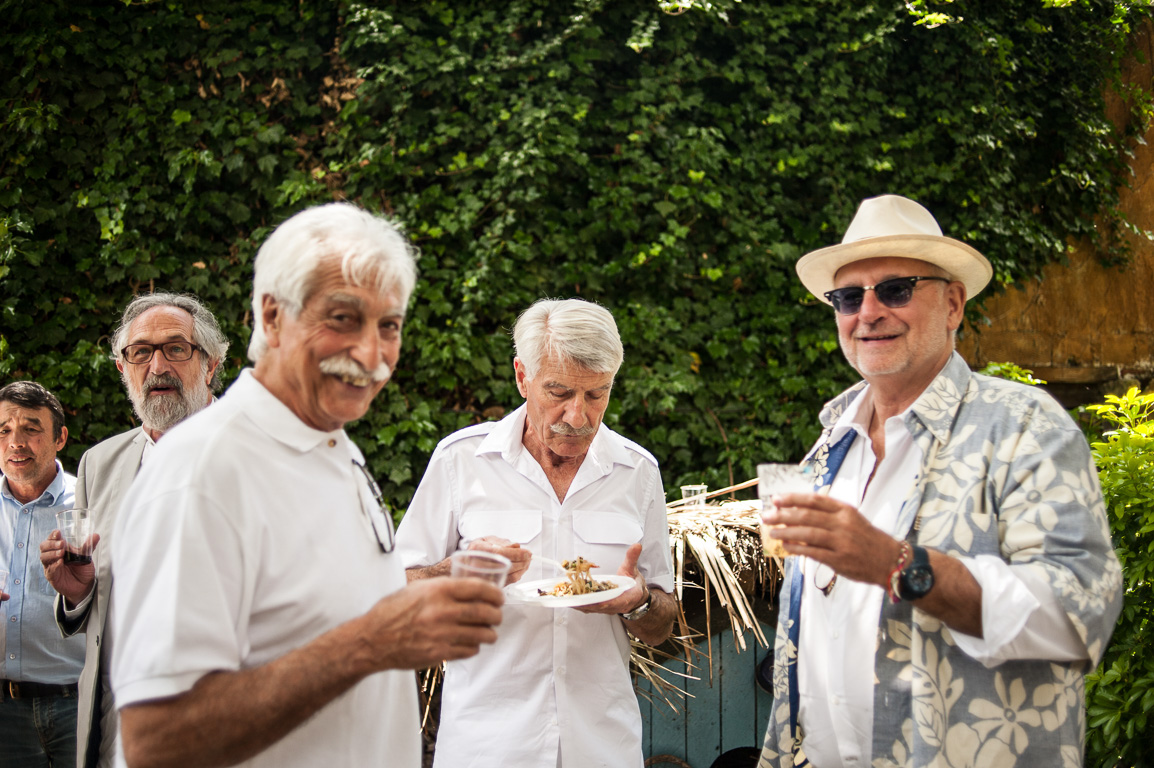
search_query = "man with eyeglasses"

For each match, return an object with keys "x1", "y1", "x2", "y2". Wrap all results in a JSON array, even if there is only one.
[
  {"x1": 757, "y1": 195, "x2": 1121, "y2": 767},
  {"x1": 39, "y1": 292, "x2": 228, "y2": 768},
  {"x1": 104, "y1": 203, "x2": 503, "y2": 768}
]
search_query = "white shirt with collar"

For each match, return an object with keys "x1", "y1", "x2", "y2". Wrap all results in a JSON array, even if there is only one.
[
  {"x1": 396, "y1": 404, "x2": 674, "y2": 768},
  {"x1": 797, "y1": 386, "x2": 1088, "y2": 768},
  {"x1": 109, "y1": 369, "x2": 419, "y2": 768}
]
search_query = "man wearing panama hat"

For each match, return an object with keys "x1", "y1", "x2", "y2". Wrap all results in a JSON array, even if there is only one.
[{"x1": 759, "y1": 195, "x2": 1121, "y2": 767}]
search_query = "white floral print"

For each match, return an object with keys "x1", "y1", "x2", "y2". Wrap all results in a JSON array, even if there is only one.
[{"x1": 761, "y1": 353, "x2": 1122, "y2": 767}]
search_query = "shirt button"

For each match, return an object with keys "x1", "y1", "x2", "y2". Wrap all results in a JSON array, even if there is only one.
[
  {"x1": 832, "y1": 630, "x2": 840, "y2": 639},
  {"x1": 831, "y1": 695, "x2": 840, "y2": 706},
  {"x1": 328, "y1": 439, "x2": 336, "y2": 447},
  {"x1": 13, "y1": 579, "x2": 19, "y2": 586},
  {"x1": 558, "y1": 666, "x2": 566, "y2": 676},
  {"x1": 16, "y1": 543, "x2": 23, "y2": 549},
  {"x1": 8, "y1": 654, "x2": 14, "y2": 659},
  {"x1": 9, "y1": 616, "x2": 16, "y2": 623}
]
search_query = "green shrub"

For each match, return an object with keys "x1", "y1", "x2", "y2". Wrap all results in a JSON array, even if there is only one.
[
  {"x1": 977, "y1": 361, "x2": 1047, "y2": 386},
  {"x1": 1085, "y1": 388, "x2": 1154, "y2": 767}
]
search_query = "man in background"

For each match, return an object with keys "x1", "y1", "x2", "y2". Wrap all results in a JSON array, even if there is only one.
[
  {"x1": 398, "y1": 297, "x2": 676, "y2": 768},
  {"x1": 41, "y1": 292, "x2": 228, "y2": 768},
  {"x1": 1, "y1": 380, "x2": 82, "y2": 767}
]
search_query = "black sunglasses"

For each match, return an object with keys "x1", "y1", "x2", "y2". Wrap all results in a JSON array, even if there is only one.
[{"x1": 824, "y1": 276, "x2": 950, "y2": 315}]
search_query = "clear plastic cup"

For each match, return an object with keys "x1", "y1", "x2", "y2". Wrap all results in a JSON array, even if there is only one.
[
  {"x1": 55, "y1": 508, "x2": 95, "y2": 565},
  {"x1": 758, "y1": 464, "x2": 814, "y2": 558},
  {"x1": 680, "y1": 484, "x2": 708, "y2": 508},
  {"x1": 450, "y1": 550, "x2": 512, "y2": 586}
]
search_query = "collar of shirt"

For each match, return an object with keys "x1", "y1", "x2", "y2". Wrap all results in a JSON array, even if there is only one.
[
  {"x1": 826, "y1": 387, "x2": 921, "y2": 523},
  {"x1": 474, "y1": 403, "x2": 640, "y2": 477},
  {"x1": 228, "y1": 369, "x2": 361, "y2": 461},
  {"x1": 0, "y1": 459, "x2": 68, "y2": 506},
  {"x1": 138, "y1": 424, "x2": 157, "y2": 466},
  {"x1": 819, "y1": 352, "x2": 970, "y2": 445}
]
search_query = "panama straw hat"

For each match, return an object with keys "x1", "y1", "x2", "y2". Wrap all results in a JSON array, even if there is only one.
[{"x1": 796, "y1": 194, "x2": 992, "y2": 305}]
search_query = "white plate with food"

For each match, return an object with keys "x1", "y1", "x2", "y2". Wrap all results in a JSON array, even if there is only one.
[{"x1": 508, "y1": 574, "x2": 634, "y2": 608}]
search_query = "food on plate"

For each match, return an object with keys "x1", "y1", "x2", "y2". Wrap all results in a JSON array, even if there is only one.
[{"x1": 538, "y1": 556, "x2": 616, "y2": 597}]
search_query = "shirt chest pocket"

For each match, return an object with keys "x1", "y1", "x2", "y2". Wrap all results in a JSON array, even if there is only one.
[
  {"x1": 458, "y1": 509, "x2": 541, "y2": 548},
  {"x1": 572, "y1": 509, "x2": 643, "y2": 573}
]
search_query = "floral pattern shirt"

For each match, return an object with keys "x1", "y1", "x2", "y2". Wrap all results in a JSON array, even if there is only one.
[{"x1": 760, "y1": 353, "x2": 1122, "y2": 768}]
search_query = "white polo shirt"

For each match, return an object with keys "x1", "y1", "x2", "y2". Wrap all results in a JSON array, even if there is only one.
[
  {"x1": 396, "y1": 405, "x2": 674, "y2": 768},
  {"x1": 110, "y1": 369, "x2": 420, "y2": 768}
]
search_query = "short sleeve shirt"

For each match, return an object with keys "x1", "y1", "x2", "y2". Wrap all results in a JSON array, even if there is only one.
[
  {"x1": 396, "y1": 405, "x2": 674, "y2": 768},
  {"x1": 110, "y1": 370, "x2": 420, "y2": 768}
]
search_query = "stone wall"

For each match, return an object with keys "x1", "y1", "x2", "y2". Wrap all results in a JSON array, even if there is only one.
[{"x1": 958, "y1": 24, "x2": 1154, "y2": 406}]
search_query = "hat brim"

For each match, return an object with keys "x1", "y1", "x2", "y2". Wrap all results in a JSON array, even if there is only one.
[{"x1": 796, "y1": 234, "x2": 992, "y2": 305}]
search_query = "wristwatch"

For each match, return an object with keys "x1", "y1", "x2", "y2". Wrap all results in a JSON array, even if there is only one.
[
  {"x1": 897, "y1": 545, "x2": 935, "y2": 601},
  {"x1": 620, "y1": 584, "x2": 651, "y2": 621}
]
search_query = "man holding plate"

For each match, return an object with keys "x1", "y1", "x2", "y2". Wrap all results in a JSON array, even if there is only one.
[{"x1": 398, "y1": 297, "x2": 676, "y2": 768}]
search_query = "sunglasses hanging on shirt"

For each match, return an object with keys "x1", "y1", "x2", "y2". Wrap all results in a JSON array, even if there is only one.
[{"x1": 353, "y1": 460, "x2": 395, "y2": 554}]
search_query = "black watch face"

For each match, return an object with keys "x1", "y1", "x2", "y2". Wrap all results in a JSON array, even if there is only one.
[{"x1": 903, "y1": 566, "x2": 934, "y2": 598}]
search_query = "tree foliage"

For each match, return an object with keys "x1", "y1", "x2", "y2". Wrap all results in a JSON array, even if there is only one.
[{"x1": 2, "y1": 0, "x2": 1150, "y2": 522}]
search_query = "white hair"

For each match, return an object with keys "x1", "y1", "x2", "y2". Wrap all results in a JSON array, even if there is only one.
[
  {"x1": 112, "y1": 292, "x2": 229, "y2": 391},
  {"x1": 512, "y1": 298, "x2": 624, "y2": 379},
  {"x1": 247, "y1": 203, "x2": 418, "y2": 361}
]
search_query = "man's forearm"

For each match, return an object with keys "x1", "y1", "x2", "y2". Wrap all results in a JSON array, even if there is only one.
[
  {"x1": 121, "y1": 614, "x2": 379, "y2": 768},
  {"x1": 120, "y1": 577, "x2": 503, "y2": 768},
  {"x1": 406, "y1": 561, "x2": 450, "y2": 582},
  {"x1": 620, "y1": 587, "x2": 677, "y2": 647},
  {"x1": 912, "y1": 549, "x2": 983, "y2": 638}
]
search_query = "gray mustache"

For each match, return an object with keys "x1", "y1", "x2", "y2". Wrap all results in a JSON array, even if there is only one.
[
  {"x1": 318, "y1": 355, "x2": 391, "y2": 383},
  {"x1": 550, "y1": 423, "x2": 595, "y2": 437},
  {"x1": 143, "y1": 373, "x2": 184, "y2": 396}
]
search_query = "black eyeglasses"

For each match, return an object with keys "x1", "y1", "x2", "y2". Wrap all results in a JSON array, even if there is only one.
[
  {"x1": 121, "y1": 341, "x2": 201, "y2": 365},
  {"x1": 824, "y1": 276, "x2": 950, "y2": 315},
  {"x1": 353, "y1": 461, "x2": 395, "y2": 554}
]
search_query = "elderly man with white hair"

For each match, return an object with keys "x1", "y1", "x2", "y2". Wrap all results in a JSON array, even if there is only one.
[
  {"x1": 398, "y1": 297, "x2": 677, "y2": 768},
  {"x1": 106, "y1": 203, "x2": 504, "y2": 768},
  {"x1": 758, "y1": 195, "x2": 1122, "y2": 768},
  {"x1": 41, "y1": 292, "x2": 228, "y2": 768}
]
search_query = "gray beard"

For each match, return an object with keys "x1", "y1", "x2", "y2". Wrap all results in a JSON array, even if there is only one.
[{"x1": 128, "y1": 373, "x2": 211, "y2": 435}]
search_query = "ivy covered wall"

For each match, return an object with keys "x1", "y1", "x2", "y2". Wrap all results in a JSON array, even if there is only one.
[{"x1": 2, "y1": 0, "x2": 1150, "y2": 511}]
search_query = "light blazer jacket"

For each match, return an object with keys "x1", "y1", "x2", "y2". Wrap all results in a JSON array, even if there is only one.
[{"x1": 55, "y1": 427, "x2": 147, "y2": 768}]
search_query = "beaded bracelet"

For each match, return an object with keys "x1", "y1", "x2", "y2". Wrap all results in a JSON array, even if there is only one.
[{"x1": 887, "y1": 540, "x2": 912, "y2": 604}]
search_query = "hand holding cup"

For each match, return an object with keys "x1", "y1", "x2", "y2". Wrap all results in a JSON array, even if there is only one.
[
  {"x1": 55, "y1": 508, "x2": 96, "y2": 565},
  {"x1": 758, "y1": 463, "x2": 815, "y2": 558},
  {"x1": 450, "y1": 550, "x2": 513, "y2": 587}
]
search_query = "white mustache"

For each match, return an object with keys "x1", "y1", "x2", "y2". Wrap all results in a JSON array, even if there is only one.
[
  {"x1": 550, "y1": 422, "x2": 595, "y2": 437},
  {"x1": 319, "y1": 355, "x2": 391, "y2": 383}
]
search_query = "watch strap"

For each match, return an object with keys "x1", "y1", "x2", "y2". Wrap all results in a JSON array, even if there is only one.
[
  {"x1": 620, "y1": 584, "x2": 651, "y2": 621},
  {"x1": 897, "y1": 544, "x2": 933, "y2": 601}
]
